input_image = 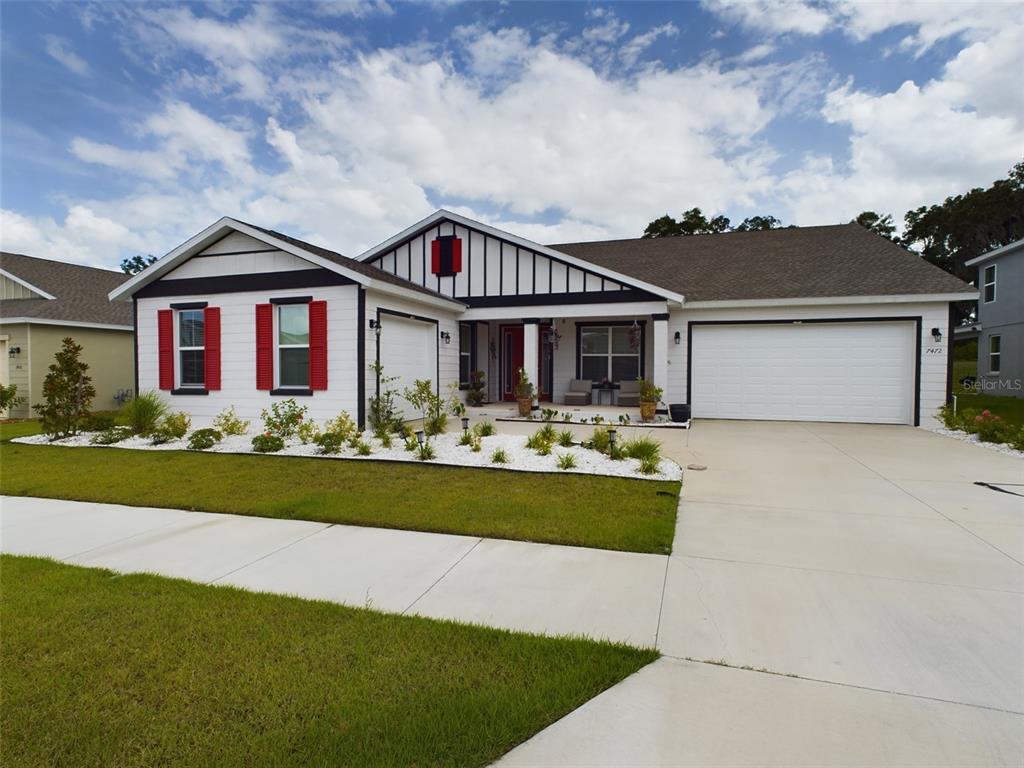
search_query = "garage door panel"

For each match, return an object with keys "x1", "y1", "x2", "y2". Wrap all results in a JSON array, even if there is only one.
[
  {"x1": 691, "y1": 322, "x2": 915, "y2": 425},
  {"x1": 378, "y1": 315, "x2": 437, "y2": 421}
]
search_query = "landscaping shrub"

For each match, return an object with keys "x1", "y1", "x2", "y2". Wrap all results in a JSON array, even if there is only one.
[
  {"x1": 540, "y1": 408, "x2": 558, "y2": 422},
  {"x1": 1011, "y1": 426, "x2": 1024, "y2": 452},
  {"x1": 557, "y1": 452, "x2": 577, "y2": 470},
  {"x1": 525, "y1": 429, "x2": 553, "y2": 453},
  {"x1": 187, "y1": 428, "x2": 222, "y2": 451},
  {"x1": 622, "y1": 437, "x2": 662, "y2": 464},
  {"x1": 325, "y1": 411, "x2": 358, "y2": 441},
  {"x1": 0, "y1": 383, "x2": 24, "y2": 413},
  {"x1": 465, "y1": 369, "x2": 487, "y2": 406},
  {"x1": 119, "y1": 391, "x2": 168, "y2": 437},
  {"x1": 416, "y1": 442, "x2": 436, "y2": 461},
  {"x1": 378, "y1": 431, "x2": 393, "y2": 449},
  {"x1": 212, "y1": 406, "x2": 249, "y2": 436},
  {"x1": 471, "y1": 434, "x2": 482, "y2": 452},
  {"x1": 89, "y1": 426, "x2": 133, "y2": 445},
  {"x1": 33, "y1": 337, "x2": 96, "y2": 439},
  {"x1": 315, "y1": 432, "x2": 345, "y2": 454},
  {"x1": 261, "y1": 399, "x2": 307, "y2": 439},
  {"x1": 150, "y1": 412, "x2": 191, "y2": 444},
  {"x1": 587, "y1": 426, "x2": 611, "y2": 454},
  {"x1": 355, "y1": 440, "x2": 373, "y2": 456},
  {"x1": 956, "y1": 408, "x2": 981, "y2": 434},
  {"x1": 474, "y1": 420, "x2": 495, "y2": 437},
  {"x1": 252, "y1": 432, "x2": 286, "y2": 453},
  {"x1": 974, "y1": 410, "x2": 1012, "y2": 443},
  {"x1": 638, "y1": 456, "x2": 660, "y2": 475},
  {"x1": 459, "y1": 431, "x2": 474, "y2": 447},
  {"x1": 558, "y1": 430, "x2": 574, "y2": 447},
  {"x1": 296, "y1": 420, "x2": 322, "y2": 445},
  {"x1": 404, "y1": 379, "x2": 447, "y2": 436},
  {"x1": 367, "y1": 362, "x2": 405, "y2": 435},
  {"x1": 491, "y1": 448, "x2": 508, "y2": 464},
  {"x1": 80, "y1": 411, "x2": 117, "y2": 432},
  {"x1": 403, "y1": 437, "x2": 418, "y2": 452}
]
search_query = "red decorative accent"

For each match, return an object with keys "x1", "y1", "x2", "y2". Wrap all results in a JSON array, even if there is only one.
[
  {"x1": 430, "y1": 236, "x2": 462, "y2": 277},
  {"x1": 157, "y1": 309, "x2": 174, "y2": 390},
  {"x1": 431, "y1": 239, "x2": 440, "y2": 275},
  {"x1": 204, "y1": 307, "x2": 221, "y2": 390},
  {"x1": 308, "y1": 300, "x2": 328, "y2": 391},
  {"x1": 255, "y1": 303, "x2": 274, "y2": 390},
  {"x1": 451, "y1": 237, "x2": 462, "y2": 274}
]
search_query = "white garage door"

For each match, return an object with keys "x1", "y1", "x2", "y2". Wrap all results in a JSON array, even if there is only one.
[
  {"x1": 690, "y1": 322, "x2": 916, "y2": 424},
  {"x1": 379, "y1": 314, "x2": 437, "y2": 420}
]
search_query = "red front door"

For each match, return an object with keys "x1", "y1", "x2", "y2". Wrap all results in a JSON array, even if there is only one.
[{"x1": 501, "y1": 325, "x2": 524, "y2": 401}]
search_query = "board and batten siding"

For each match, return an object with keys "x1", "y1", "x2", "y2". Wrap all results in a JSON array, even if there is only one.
[
  {"x1": 665, "y1": 301, "x2": 951, "y2": 425},
  {"x1": 164, "y1": 232, "x2": 313, "y2": 280},
  {"x1": 136, "y1": 284, "x2": 360, "y2": 426},
  {"x1": 367, "y1": 219, "x2": 631, "y2": 302}
]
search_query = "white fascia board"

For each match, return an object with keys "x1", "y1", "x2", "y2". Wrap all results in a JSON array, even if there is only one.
[
  {"x1": 965, "y1": 238, "x2": 1024, "y2": 267},
  {"x1": 0, "y1": 269, "x2": 56, "y2": 300},
  {"x1": 357, "y1": 209, "x2": 686, "y2": 305},
  {"x1": 460, "y1": 300, "x2": 669, "y2": 321},
  {"x1": 681, "y1": 292, "x2": 979, "y2": 310},
  {"x1": 0, "y1": 317, "x2": 133, "y2": 331}
]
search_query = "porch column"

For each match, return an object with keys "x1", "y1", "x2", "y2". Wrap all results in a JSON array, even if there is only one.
[
  {"x1": 652, "y1": 313, "x2": 669, "y2": 405},
  {"x1": 523, "y1": 317, "x2": 540, "y2": 409}
]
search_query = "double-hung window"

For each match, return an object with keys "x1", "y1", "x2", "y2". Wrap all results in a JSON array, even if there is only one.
[
  {"x1": 278, "y1": 304, "x2": 310, "y2": 388},
  {"x1": 178, "y1": 310, "x2": 205, "y2": 387},
  {"x1": 579, "y1": 325, "x2": 641, "y2": 382},
  {"x1": 989, "y1": 335, "x2": 1001, "y2": 374},
  {"x1": 983, "y1": 264, "x2": 996, "y2": 303}
]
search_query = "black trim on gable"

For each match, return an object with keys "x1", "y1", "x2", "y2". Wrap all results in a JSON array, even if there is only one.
[
  {"x1": 136, "y1": 269, "x2": 354, "y2": 298},
  {"x1": 463, "y1": 288, "x2": 661, "y2": 308},
  {"x1": 193, "y1": 248, "x2": 280, "y2": 258}
]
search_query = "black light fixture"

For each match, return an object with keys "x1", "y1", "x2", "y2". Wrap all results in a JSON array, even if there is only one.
[
  {"x1": 368, "y1": 318, "x2": 382, "y2": 337},
  {"x1": 608, "y1": 428, "x2": 617, "y2": 448},
  {"x1": 415, "y1": 430, "x2": 425, "y2": 447},
  {"x1": 673, "y1": 331, "x2": 681, "y2": 345},
  {"x1": 931, "y1": 327, "x2": 943, "y2": 342},
  {"x1": 461, "y1": 416, "x2": 470, "y2": 433},
  {"x1": 440, "y1": 330, "x2": 451, "y2": 344},
  {"x1": 8, "y1": 346, "x2": 20, "y2": 357}
]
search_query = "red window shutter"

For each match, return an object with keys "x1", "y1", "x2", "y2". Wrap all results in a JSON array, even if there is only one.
[
  {"x1": 431, "y1": 239, "x2": 440, "y2": 275},
  {"x1": 255, "y1": 303, "x2": 274, "y2": 390},
  {"x1": 308, "y1": 300, "x2": 328, "y2": 391},
  {"x1": 204, "y1": 307, "x2": 221, "y2": 391},
  {"x1": 451, "y1": 237, "x2": 462, "y2": 273},
  {"x1": 157, "y1": 309, "x2": 174, "y2": 390}
]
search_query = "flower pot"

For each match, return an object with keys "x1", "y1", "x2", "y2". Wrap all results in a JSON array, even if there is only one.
[
  {"x1": 517, "y1": 397, "x2": 533, "y2": 417},
  {"x1": 640, "y1": 400, "x2": 657, "y2": 422},
  {"x1": 669, "y1": 403, "x2": 691, "y2": 423}
]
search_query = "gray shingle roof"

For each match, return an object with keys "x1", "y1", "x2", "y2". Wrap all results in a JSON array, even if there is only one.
[
  {"x1": 240, "y1": 222, "x2": 465, "y2": 305},
  {"x1": 0, "y1": 252, "x2": 133, "y2": 326},
  {"x1": 550, "y1": 223, "x2": 974, "y2": 303}
]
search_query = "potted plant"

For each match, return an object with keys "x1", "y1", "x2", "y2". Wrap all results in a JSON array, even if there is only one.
[
  {"x1": 638, "y1": 378, "x2": 662, "y2": 422},
  {"x1": 466, "y1": 370, "x2": 486, "y2": 406},
  {"x1": 515, "y1": 367, "x2": 535, "y2": 417}
]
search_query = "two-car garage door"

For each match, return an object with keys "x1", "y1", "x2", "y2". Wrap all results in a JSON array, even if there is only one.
[{"x1": 690, "y1": 321, "x2": 917, "y2": 425}]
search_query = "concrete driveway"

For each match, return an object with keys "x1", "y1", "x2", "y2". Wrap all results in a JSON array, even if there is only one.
[{"x1": 500, "y1": 420, "x2": 1024, "y2": 766}]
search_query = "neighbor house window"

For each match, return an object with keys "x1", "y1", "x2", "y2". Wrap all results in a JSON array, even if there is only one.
[
  {"x1": 278, "y1": 304, "x2": 309, "y2": 388},
  {"x1": 983, "y1": 264, "x2": 996, "y2": 303},
  {"x1": 989, "y1": 335, "x2": 1001, "y2": 374},
  {"x1": 178, "y1": 309, "x2": 205, "y2": 387},
  {"x1": 579, "y1": 325, "x2": 641, "y2": 382},
  {"x1": 459, "y1": 322, "x2": 474, "y2": 386}
]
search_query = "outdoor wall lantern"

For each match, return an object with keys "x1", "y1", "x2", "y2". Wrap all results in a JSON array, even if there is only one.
[
  {"x1": 608, "y1": 428, "x2": 617, "y2": 448},
  {"x1": 461, "y1": 416, "x2": 470, "y2": 433},
  {"x1": 440, "y1": 330, "x2": 451, "y2": 344},
  {"x1": 673, "y1": 331, "x2": 681, "y2": 345},
  {"x1": 8, "y1": 346, "x2": 20, "y2": 357},
  {"x1": 415, "y1": 430, "x2": 425, "y2": 447},
  {"x1": 368, "y1": 319, "x2": 382, "y2": 337},
  {"x1": 931, "y1": 327, "x2": 943, "y2": 342}
]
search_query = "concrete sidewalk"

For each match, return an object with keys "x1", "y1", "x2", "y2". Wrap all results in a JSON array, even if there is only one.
[{"x1": 0, "y1": 495, "x2": 667, "y2": 647}]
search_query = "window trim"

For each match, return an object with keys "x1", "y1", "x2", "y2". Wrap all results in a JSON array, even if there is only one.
[
  {"x1": 983, "y1": 264, "x2": 996, "y2": 303},
  {"x1": 176, "y1": 308, "x2": 206, "y2": 389},
  {"x1": 276, "y1": 302, "x2": 311, "y2": 390},
  {"x1": 575, "y1": 322, "x2": 645, "y2": 383},
  {"x1": 988, "y1": 334, "x2": 1001, "y2": 375},
  {"x1": 458, "y1": 322, "x2": 477, "y2": 388}
]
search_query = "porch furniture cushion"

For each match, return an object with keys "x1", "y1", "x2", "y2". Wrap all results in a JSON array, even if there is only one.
[
  {"x1": 617, "y1": 380, "x2": 641, "y2": 407},
  {"x1": 563, "y1": 379, "x2": 593, "y2": 405}
]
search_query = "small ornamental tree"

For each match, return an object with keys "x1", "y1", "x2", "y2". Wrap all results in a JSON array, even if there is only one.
[{"x1": 33, "y1": 337, "x2": 96, "y2": 439}]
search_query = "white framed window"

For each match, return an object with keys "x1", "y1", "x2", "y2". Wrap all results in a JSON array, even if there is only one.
[
  {"x1": 989, "y1": 335, "x2": 1001, "y2": 374},
  {"x1": 978, "y1": 266, "x2": 995, "y2": 305},
  {"x1": 277, "y1": 304, "x2": 309, "y2": 388},
  {"x1": 579, "y1": 325, "x2": 642, "y2": 383},
  {"x1": 177, "y1": 309, "x2": 205, "y2": 387},
  {"x1": 459, "y1": 322, "x2": 473, "y2": 386}
]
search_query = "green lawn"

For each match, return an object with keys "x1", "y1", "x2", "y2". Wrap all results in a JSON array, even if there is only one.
[
  {"x1": 0, "y1": 419, "x2": 43, "y2": 441},
  {"x1": 1, "y1": 555, "x2": 656, "y2": 768},
  {"x1": 0, "y1": 429, "x2": 679, "y2": 554},
  {"x1": 952, "y1": 391, "x2": 1024, "y2": 429}
]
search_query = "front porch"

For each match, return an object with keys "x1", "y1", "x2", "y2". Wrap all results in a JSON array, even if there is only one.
[{"x1": 467, "y1": 402, "x2": 688, "y2": 428}]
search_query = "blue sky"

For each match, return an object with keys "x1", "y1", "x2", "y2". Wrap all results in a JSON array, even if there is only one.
[{"x1": 1, "y1": 1, "x2": 1020, "y2": 268}]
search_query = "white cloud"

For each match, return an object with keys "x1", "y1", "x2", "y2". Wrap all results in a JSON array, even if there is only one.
[
  {"x1": 70, "y1": 138, "x2": 175, "y2": 180},
  {"x1": 43, "y1": 34, "x2": 89, "y2": 76},
  {"x1": 619, "y1": 23, "x2": 680, "y2": 68},
  {"x1": 703, "y1": 0, "x2": 831, "y2": 36}
]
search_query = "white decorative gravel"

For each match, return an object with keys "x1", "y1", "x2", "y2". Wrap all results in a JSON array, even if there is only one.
[
  {"x1": 15, "y1": 430, "x2": 683, "y2": 482},
  {"x1": 925, "y1": 426, "x2": 1024, "y2": 459}
]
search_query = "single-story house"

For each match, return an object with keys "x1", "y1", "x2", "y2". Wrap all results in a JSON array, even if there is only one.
[
  {"x1": 964, "y1": 238, "x2": 1023, "y2": 398},
  {"x1": 110, "y1": 211, "x2": 976, "y2": 428},
  {"x1": 1, "y1": 252, "x2": 135, "y2": 418}
]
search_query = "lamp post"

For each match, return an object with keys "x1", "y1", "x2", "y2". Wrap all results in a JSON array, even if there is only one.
[
  {"x1": 415, "y1": 430, "x2": 425, "y2": 447},
  {"x1": 461, "y1": 416, "x2": 470, "y2": 433},
  {"x1": 608, "y1": 428, "x2": 617, "y2": 449}
]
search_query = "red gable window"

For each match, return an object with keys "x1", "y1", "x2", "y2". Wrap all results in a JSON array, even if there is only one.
[{"x1": 430, "y1": 236, "x2": 462, "y2": 277}]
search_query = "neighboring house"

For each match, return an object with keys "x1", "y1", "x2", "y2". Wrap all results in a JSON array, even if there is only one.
[
  {"x1": 965, "y1": 239, "x2": 1024, "y2": 398},
  {"x1": 110, "y1": 211, "x2": 975, "y2": 428},
  {"x1": 0, "y1": 253, "x2": 135, "y2": 418}
]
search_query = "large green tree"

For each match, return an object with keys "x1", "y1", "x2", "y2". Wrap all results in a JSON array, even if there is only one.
[
  {"x1": 120, "y1": 254, "x2": 157, "y2": 275},
  {"x1": 642, "y1": 207, "x2": 782, "y2": 238},
  {"x1": 901, "y1": 161, "x2": 1024, "y2": 281},
  {"x1": 852, "y1": 211, "x2": 898, "y2": 241}
]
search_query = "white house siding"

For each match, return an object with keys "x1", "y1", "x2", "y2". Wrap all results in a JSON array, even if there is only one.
[
  {"x1": 167, "y1": 238, "x2": 312, "y2": 279},
  {"x1": 361, "y1": 289, "x2": 462, "y2": 423},
  {"x1": 666, "y1": 301, "x2": 951, "y2": 424},
  {"x1": 365, "y1": 219, "x2": 628, "y2": 301},
  {"x1": 136, "y1": 284, "x2": 360, "y2": 427}
]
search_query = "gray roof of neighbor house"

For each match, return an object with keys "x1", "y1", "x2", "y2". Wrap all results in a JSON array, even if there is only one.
[
  {"x1": 0, "y1": 252, "x2": 133, "y2": 327},
  {"x1": 550, "y1": 223, "x2": 975, "y2": 303},
  {"x1": 241, "y1": 221, "x2": 466, "y2": 305}
]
